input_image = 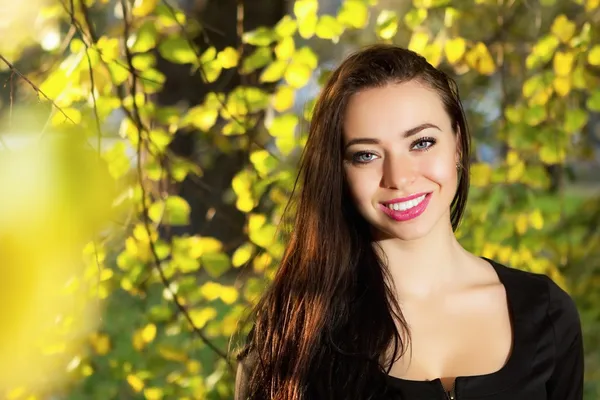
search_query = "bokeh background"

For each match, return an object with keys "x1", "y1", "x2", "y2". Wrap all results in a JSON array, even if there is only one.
[{"x1": 0, "y1": 0, "x2": 599, "y2": 398}]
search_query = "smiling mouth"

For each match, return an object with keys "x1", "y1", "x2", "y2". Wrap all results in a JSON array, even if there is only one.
[{"x1": 379, "y1": 192, "x2": 432, "y2": 222}]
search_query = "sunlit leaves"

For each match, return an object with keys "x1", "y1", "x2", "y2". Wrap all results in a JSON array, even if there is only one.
[
  {"x1": 337, "y1": 0, "x2": 370, "y2": 29},
  {"x1": 465, "y1": 42, "x2": 495, "y2": 75},
  {"x1": 275, "y1": 37, "x2": 295, "y2": 60},
  {"x1": 189, "y1": 307, "x2": 217, "y2": 329},
  {"x1": 588, "y1": 45, "x2": 600, "y2": 66},
  {"x1": 294, "y1": 0, "x2": 318, "y2": 39},
  {"x1": 587, "y1": 90, "x2": 600, "y2": 111},
  {"x1": 553, "y1": 51, "x2": 575, "y2": 76},
  {"x1": 260, "y1": 60, "x2": 287, "y2": 83},
  {"x1": 376, "y1": 10, "x2": 399, "y2": 40},
  {"x1": 551, "y1": 14, "x2": 576, "y2": 44},
  {"x1": 526, "y1": 35, "x2": 559, "y2": 70},
  {"x1": 201, "y1": 252, "x2": 231, "y2": 278},
  {"x1": 158, "y1": 37, "x2": 197, "y2": 65},
  {"x1": 470, "y1": 163, "x2": 492, "y2": 187},
  {"x1": 316, "y1": 15, "x2": 344, "y2": 41},
  {"x1": 217, "y1": 47, "x2": 239, "y2": 69},
  {"x1": 444, "y1": 37, "x2": 466, "y2": 64},
  {"x1": 272, "y1": 86, "x2": 296, "y2": 112},
  {"x1": 232, "y1": 242, "x2": 256, "y2": 267},
  {"x1": 242, "y1": 27, "x2": 276, "y2": 46},
  {"x1": 275, "y1": 15, "x2": 298, "y2": 37},
  {"x1": 404, "y1": 8, "x2": 427, "y2": 30},
  {"x1": 127, "y1": 374, "x2": 145, "y2": 392},
  {"x1": 241, "y1": 47, "x2": 272, "y2": 74},
  {"x1": 148, "y1": 196, "x2": 191, "y2": 226},
  {"x1": 408, "y1": 31, "x2": 429, "y2": 54},
  {"x1": 200, "y1": 282, "x2": 239, "y2": 304},
  {"x1": 564, "y1": 108, "x2": 588, "y2": 133}
]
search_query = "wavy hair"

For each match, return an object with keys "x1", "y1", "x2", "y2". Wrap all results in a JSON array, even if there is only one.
[{"x1": 235, "y1": 44, "x2": 471, "y2": 400}]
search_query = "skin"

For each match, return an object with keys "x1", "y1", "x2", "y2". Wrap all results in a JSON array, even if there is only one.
[{"x1": 342, "y1": 81, "x2": 513, "y2": 391}]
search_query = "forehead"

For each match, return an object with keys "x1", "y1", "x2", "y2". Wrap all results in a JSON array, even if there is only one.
[{"x1": 343, "y1": 81, "x2": 451, "y2": 140}]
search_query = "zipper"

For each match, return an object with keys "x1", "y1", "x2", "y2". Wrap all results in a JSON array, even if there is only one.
[{"x1": 443, "y1": 381, "x2": 457, "y2": 400}]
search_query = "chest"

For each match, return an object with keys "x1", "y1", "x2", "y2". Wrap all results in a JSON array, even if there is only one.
[{"x1": 387, "y1": 285, "x2": 513, "y2": 385}]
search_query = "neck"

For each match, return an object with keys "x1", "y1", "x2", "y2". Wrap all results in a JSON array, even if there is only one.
[{"x1": 374, "y1": 220, "x2": 470, "y2": 300}]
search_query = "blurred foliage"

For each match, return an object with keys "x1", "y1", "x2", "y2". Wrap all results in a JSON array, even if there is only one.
[{"x1": 0, "y1": 0, "x2": 600, "y2": 398}]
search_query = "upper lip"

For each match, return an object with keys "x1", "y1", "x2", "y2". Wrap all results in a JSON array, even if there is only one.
[{"x1": 381, "y1": 192, "x2": 430, "y2": 205}]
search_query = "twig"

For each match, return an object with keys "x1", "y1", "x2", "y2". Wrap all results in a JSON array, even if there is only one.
[
  {"x1": 120, "y1": 0, "x2": 232, "y2": 367},
  {"x1": 0, "y1": 54, "x2": 78, "y2": 125}
]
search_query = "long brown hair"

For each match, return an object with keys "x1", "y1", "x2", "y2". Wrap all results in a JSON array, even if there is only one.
[{"x1": 236, "y1": 44, "x2": 471, "y2": 400}]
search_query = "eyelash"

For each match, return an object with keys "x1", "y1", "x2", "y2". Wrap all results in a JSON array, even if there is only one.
[{"x1": 350, "y1": 137, "x2": 437, "y2": 165}]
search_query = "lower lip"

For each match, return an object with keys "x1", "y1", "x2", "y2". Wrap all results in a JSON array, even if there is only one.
[{"x1": 379, "y1": 193, "x2": 432, "y2": 222}]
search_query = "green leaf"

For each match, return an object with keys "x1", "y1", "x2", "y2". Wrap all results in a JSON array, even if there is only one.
[
  {"x1": 241, "y1": 47, "x2": 273, "y2": 74},
  {"x1": 103, "y1": 141, "x2": 130, "y2": 180},
  {"x1": 242, "y1": 27, "x2": 276, "y2": 46},
  {"x1": 563, "y1": 108, "x2": 588, "y2": 133},
  {"x1": 149, "y1": 129, "x2": 172, "y2": 153},
  {"x1": 201, "y1": 252, "x2": 231, "y2": 278},
  {"x1": 587, "y1": 90, "x2": 600, "y2": 112},
  {"x1": 524, "y1": 105, "x2": 547, "y2": 126},
  {"x1": 184, "y1": 105, "x2": 219, "y2": 131},
  {"x1": 539, "y1": 144, "x2": 566, "y2": 164},
  {"x1": 338, "y1": 0, "x2": 369, "y2": 29},
  {"x1": 259, "y1": 60, "x2": 287, "y2": 83},
  {"x1": 158, "y1": 37, "x2": 197, "y2": 65},
  {"x1": 148, "y1": 196, "x2": 191, "y2": 226},
  {"x1": 130, "y1": 21, "x2": 157, "y2": 53}
]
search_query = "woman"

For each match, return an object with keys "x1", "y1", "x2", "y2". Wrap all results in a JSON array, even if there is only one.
[{"x1": 234, "y1": 44, "x2": 584, "y2": 399}]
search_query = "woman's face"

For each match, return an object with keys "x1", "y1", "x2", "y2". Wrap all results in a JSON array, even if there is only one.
[{"x1": 342, "y1": 80, "x2": 460, "y2": 241}]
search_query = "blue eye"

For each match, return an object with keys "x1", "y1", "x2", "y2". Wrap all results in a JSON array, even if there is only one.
[
  {"x1": 411, "y1": 137, "x2": 436, "y2": 151},
  {"x1": 352, "y1": 152, "x2": 378, "y2": 164}
]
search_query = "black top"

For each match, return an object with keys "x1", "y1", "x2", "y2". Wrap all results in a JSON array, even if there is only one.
[
  {"x1": 383, "y1": 258, "x2": 584, "y2": 399},
  {"x1": 235, "y1": 259, "x2": 584, "y2": 400}
]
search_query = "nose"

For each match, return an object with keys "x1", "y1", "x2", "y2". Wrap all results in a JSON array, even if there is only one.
[{"x1": 380, "y1": 154, "x2": 417, "y2": 190}]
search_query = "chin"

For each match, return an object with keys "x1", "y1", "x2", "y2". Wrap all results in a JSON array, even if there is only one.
[{"x1": 371, "y1": 218, "x2": 435, "y2": 242}]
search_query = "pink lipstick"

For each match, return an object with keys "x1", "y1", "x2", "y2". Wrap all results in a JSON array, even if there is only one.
[{"x1": 379, "y1": 192, "x2": 432, "y2": 222}]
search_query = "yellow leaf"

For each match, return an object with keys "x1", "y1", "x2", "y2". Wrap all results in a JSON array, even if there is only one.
[
  {"x1": 551, "y1": 14, "x2": 576, "y2": 43},
  {"x1": 89, "y1": 332, "x2": 110, "y2": 355},
  {"x1": 294, "y1": 0, "x2": 318, "y2": 19},
  {"x1": 552, "y1": 76, "x2": 571, "y2": 96},
  {"x1": 470, "y1": 163, "x2": 492, "y2": 187},
  {"x1": 465, "y1": 42, "x2": 496, "y2": 75},
  {"x1": 272, "y1": 86, "x2": 295, "y2": 112},
  {"x1": 506, "y1": 150, "x2": 520, "y2": 166},
  {"x1": 376, "y1": 10, "x2": 399, "y2": 40},
  {"x1": 220, "y1": 286, "x2": 239, "y2": 304},
  {"x1": 444, "y1": 37, "x2": 466, "y2": 64},
  {"x1": 408, "y1": 31, "x2": 429, "y2": 54},
  {"x1": 127, "y1": 374, "x2": 145, "y2": 393},
  {"x1": 217, "y1": 47, "x2": 239, "y2": 69},
  {"x1": 529, "y1": 209, "x2": 544, "y2": 230},
  {"x1": 187, "y1": 360, "x2": 201, "y2": 374},
  {"x1": 588, "y1": 45, "x2": 600, "y2": 66},
  {"x1": 298, "y1": 12, "x2": 318, "y2": 39},
  {"x1": 284, "y1": 62, "x2": 312, "y2": 88},
  {"x1": 337, "y1": 0, "x2": 369, "y2": 29},
  {"x1": 236, "y1": 195, "x2": 255, "y2": 212},
  {"x1": 259, "y1": 60, "x2": 287, "y2": 83},
  {"x1": 144, "y1": 387, "x2": 164, "y2": 400},
  {"x1": 132, "y1": 0, "x2": 158, "y2": 17},
  {"x1": 253, "y1": 252, "x2": 273, "y2": 272},
  {"x1": 189, "y1": 307, "x2": 217, "y2": 329},
  {"x1": 132, "y1": 330, "x2": 145, "y2": 351},
  {"x1": 539, "y1": 145, "x2": 566, "y2": 164},
  {"x1": 507, "y1": 161, "x2": 525, "y2": 182},
  {"x1": 200, "y1": 282, "x2": 222, "y2": 301},
  {"x1": 586, "y1": 0, "x2": 600, "y2": 10},
  {"x1": 315, "y1": 15, "x2": 344, "y2": 41},
  {"x1": 422, "y1": 42, "x2": 442, "y2": 67},
  {"x1": 141, "y1": 323, "x2": 157, "y2": 343},
  {"x1": 553, "y1": 51, "x2": 575, "y2": 76},
  {"x1": 515, "y1": 214, "x2": 528, "y2": 235},
  {"x1": 275, "y1": 37, "x2": 295, "y2": 60},
  {"x1": 158, "y1": 346, "x2": 188, "y2": 362},
  {"x1": 232, "y1": 242, "x2": 255, "y2": 267}
]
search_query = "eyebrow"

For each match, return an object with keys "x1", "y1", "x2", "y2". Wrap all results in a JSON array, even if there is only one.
[{"x1": 343, "y1": 123, "x2": 441, "y2": 150}]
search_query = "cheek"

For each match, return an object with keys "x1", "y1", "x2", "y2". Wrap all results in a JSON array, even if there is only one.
[
  {"x1": 343, "y1": 167, "x2": 377, "y2": 205},
  {"x1": 419, "y1": 154, "x2": 457, "y2": 186}
]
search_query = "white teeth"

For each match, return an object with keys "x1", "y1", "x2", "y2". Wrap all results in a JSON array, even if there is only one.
[{"x1": 387, "y1": 194, "x2": 426, "y2": 211}]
